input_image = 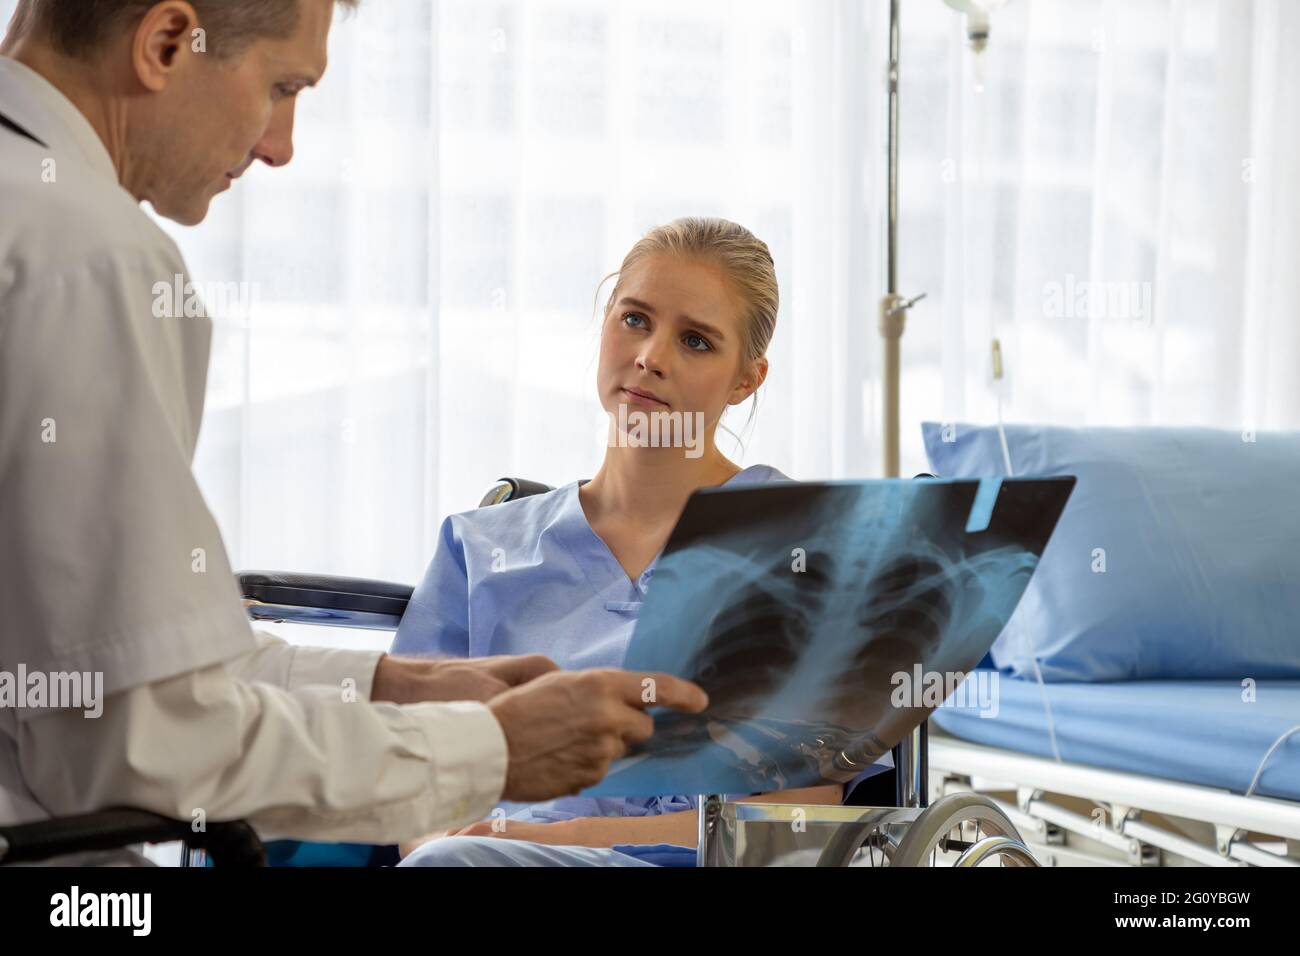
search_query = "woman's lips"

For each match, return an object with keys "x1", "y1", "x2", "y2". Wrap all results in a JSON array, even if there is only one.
[{"x1": 621, "y1": 387, "x2": 669, "y2": 408}]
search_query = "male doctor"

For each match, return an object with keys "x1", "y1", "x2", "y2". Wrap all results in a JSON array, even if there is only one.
[{"x1": 0, "y1": 0, "x2": 706, "y2": 862}]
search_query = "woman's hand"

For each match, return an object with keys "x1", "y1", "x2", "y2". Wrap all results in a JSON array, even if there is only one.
[
  {"x1": 399, "y1": 829, "x2": 451, "y2": 859},
  {"x1": 399, "y1": 819, "x2": 582, "y2": 858},
  {"x1": 443, "y1": 819, "x2": 582, "y2": 845}
]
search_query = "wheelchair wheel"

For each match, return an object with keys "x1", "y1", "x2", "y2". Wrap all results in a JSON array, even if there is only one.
[
  {"x1": 814, "y1": 807, "x2": 920, "y2": 867},
  {"x1": 888, "y1": 792, "x2": 1040, "y2": 867}
]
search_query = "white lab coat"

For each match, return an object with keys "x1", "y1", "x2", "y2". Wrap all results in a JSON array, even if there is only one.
[{"x1": 0, "y1": 56, "x2": 506, "y2": 860}]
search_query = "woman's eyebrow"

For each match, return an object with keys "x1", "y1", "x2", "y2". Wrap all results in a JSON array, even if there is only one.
[{"x1": 617, "y1": 296, "x2": 726, "y2": 341}]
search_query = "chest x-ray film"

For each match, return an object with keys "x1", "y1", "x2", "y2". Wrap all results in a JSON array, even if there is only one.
[{"x1": 585, "y1": 476, "x2": 1074, "y2": 797}]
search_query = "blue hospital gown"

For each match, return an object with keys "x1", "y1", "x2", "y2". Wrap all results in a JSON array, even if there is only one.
[{"x1": 392, "y1": 464, "x2": 788, "y2": 866}]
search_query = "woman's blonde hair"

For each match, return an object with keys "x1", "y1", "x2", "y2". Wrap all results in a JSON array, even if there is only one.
[{"x1": 601, "y1": 216, "x2": 779, "y2": 374}]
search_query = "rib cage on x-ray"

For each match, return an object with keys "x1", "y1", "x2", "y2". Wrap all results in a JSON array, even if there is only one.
[
  {"x1": 584, "y1": 478, "x2": 1073, "y2": 797},
  {"x1": 684, "y1": 548, "x2": 830, "y2": 715}
]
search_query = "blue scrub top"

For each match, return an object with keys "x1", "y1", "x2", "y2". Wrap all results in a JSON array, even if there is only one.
[{"x1": 391, "y1": 463, "x2": 788, "y2": 823}]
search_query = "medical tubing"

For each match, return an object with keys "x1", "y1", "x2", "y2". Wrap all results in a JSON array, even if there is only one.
[
  {"x1": 996, "y1": 410, "x2": 1066, "y2": 769},
  {"x1": 1245, "y1": 724, "x2": 1300, "y2": 798}
]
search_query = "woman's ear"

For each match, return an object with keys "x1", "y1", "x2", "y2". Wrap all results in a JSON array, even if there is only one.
[{"x1": 728, "y1": 356, "x2": 769, "y2": 406}]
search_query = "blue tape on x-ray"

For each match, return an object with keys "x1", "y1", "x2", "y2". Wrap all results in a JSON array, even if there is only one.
[{"x1": 965, "y1": 477, "x2": 1003, "y2": 533}]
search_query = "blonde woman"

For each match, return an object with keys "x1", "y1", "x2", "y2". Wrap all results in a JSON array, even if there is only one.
[{"x1": 394, "y1": 218, "x2": 843, "y2": 866}]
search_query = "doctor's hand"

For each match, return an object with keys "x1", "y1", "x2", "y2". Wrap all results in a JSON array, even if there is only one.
[
  {"x1": 371, "y1": 653, "x2": 558, "y2": 705},
  {"x1": 488, "y1": 669, "x2": 709, "y2": 802}
]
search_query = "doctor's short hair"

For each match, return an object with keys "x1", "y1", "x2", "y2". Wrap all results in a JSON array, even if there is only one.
[
  {"x1": 602, "y1": 217, "x2": 780, "y2": 374},
  {"x1": 9, "y1": 0, "x2": 360, "y2": 58}
]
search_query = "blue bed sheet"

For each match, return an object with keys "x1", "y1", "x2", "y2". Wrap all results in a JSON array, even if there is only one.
[{"x1": 930, "y1": 673, "x2": 1300, "y2": 802}]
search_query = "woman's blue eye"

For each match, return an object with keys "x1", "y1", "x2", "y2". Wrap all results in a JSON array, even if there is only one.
[{"x1": 621, "y1": 312, "x2": 709, "y2": 351}]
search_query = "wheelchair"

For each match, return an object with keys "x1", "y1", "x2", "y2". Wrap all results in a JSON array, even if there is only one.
[{"x1": 0, "y1": 477, "x2": 1039, "y2": 867}]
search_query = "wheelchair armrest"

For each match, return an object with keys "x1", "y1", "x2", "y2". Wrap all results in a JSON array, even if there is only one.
[
  {"x1": 238, "y1": 571, "x2": 414, "y2": 630},
  {"x1": 479, "y1": 477, "x2": 555, "y2": 507},
  {"x1": 0, "y1": 808, "x2": 266, "y2": 867}
]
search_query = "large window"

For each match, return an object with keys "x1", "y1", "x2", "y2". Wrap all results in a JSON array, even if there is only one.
[{"x1": 6, "y1": 0, "x2": 1296, "y2": 583}]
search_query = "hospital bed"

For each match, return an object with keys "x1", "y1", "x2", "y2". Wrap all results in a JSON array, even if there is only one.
[
  {"x1": 0, "y1": 475, "x2": 1044, "y2": 867},
  {"x1": 915, "y1": 420, "x2": 1300, "y2": 866},
  {"x1": 924, "y1": 676, "x2": 1300, "y2": 867}
]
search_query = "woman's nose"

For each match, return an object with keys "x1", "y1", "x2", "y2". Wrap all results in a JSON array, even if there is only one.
[{"x1": 636, "y1": 337, "x2": 670, "y2": 377}]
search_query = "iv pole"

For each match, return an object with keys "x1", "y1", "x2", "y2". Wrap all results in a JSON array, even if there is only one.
[
  {"x1": 880, "y1": 0, "x2": 926, "y2": 480},
  {"x1": 882, "y1": 0, "x2": 929, "y2": 812}
]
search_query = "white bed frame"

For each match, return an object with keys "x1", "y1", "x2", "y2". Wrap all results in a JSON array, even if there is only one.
[{"x1": 928, "y1": 727, "x2": 1300, "y2": 867}]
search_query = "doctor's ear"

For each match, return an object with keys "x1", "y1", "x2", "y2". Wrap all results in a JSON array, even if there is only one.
[
  {"x1": 131, "y1": 1, "x2": 202, "y2": 92},
  {"x1": 728, "y1": 356, "x2": 769, "y2": 406}
]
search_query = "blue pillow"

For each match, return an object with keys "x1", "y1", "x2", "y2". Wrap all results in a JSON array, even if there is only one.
[{"x1": 922, "y1": 422, "x2": 1300, "y2": 682}]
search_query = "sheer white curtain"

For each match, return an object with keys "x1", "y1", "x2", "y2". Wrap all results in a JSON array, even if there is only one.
[
  {"x1": 897, "y1": 0, "x2": 1300, "y2": 452},
  {"x1": 185, "y1": 0, "x2": 886, "y2": 583},
  {"x1": 4, "y1": 0, "x2": 1297, "y2": 585}
]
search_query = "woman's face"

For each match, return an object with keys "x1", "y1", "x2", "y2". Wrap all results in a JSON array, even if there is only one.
[{"x1": 596, "y1": 253, "x2": 766, "y2": 436}]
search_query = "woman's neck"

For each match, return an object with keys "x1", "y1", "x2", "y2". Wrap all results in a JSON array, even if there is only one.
[{"x1": 580, "y1": 442, "x2": 742, "y2": 529}]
